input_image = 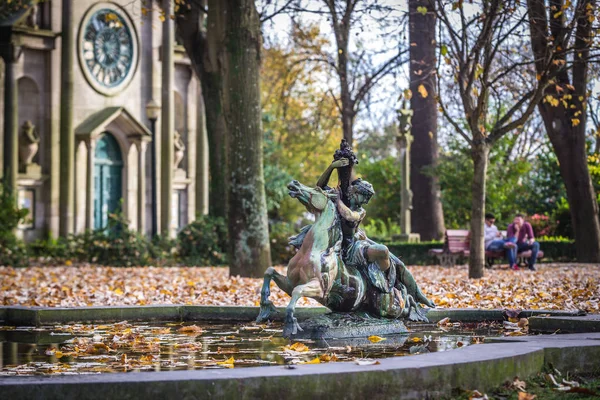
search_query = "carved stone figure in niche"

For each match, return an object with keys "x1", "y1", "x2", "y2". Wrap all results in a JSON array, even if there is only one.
[
  {"x1": 26, "y1": 4, "x2": 39, "y2": 29},
  {"x1": 19, "y1": 120, "x2": 40, "y2": 168},
  {"x1": 173, "y1": 130, "x2": 185, "y2": 169}
]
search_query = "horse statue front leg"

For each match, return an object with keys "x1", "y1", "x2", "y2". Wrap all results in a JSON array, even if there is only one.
[
  {"x1": 283, "y1": 278, "x2": 323, "y2": 338},
  {"x1": 256, "y1": 267, "x2": 293, "y2": 323}
]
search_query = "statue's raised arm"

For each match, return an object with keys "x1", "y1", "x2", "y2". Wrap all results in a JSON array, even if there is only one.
[{"x1": 316, "y1": 158, "x2": 350, "y2": 189}]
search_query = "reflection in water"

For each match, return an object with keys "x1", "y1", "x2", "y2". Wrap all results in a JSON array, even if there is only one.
[{"x1": 0, "y1": 321, "x2": 501, "y2": 376}]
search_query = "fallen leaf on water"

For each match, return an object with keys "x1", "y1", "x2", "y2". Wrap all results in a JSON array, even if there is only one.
[
  {"x1": 300, "y1": 357, "x2": 320, "y2": 364},
  {"x1": 410, "y1": 337, "x2": 423, "y2": 343},
  {"x1": 319, "y1": 354, "x2": 338, "y2": 362},
  {"x1": 368, "y1": 335, "x2": 386, "y2": 343},
  {"x1": 178, "y1": 325, "x2": 203, "y2": 334},
  {"x1": 216, "y1": 357, "x2": 235, "y2": 368},
  {"x1": 285, "y1": 342, "x2": 310, "y2": 352}
]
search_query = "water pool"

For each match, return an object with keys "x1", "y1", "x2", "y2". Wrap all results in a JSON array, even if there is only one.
[{"x1": 0, "y1": 320, "x2": 502, "y2": 376}]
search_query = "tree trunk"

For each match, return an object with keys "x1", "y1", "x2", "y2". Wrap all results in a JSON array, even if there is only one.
[
  {"x1": 527, "y1": 0, "x2": 600, "y2": 262},
  {"x1": 202, "y1": 73, "x2": 228, "y2": 219},
  {"x1": 540, "y1": 113, "x2": 600, "y2": 261},
  {"x1": 409, "y1": 0, "x2": 445, "y2": 240},
  {"x1": 176, "y1": 0, "x2": 228, "y2": 220},
  {"x1": 469, "y1": 143, "x2": 490, "y2": 279},
  {"x1": 222, "y1": 0, "x2": 272, "y2": 277}
]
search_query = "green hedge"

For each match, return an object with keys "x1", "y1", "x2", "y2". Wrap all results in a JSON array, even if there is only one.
[
  {"x1": 386, "y1": 239, "x2": 576, "y2": 266},
  {"x1": 386, "y1": 242, "x2": 443, "y2": 266}
]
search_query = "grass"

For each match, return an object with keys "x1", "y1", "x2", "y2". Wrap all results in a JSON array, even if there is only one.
[{"x1": 450, "y1": 368, "x2": 600, "y2": 399}]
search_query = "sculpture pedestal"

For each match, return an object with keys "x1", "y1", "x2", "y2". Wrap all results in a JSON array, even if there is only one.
[
  {"x1": 291, "y1": 312, "x2": 408, "y2": 339},
  {"x1": 393, "y1": 233, "x2": 421, "y2": 243}
]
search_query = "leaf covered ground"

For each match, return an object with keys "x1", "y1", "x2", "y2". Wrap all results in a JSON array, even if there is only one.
[{"x1": 1, "y1": 263, "x2": 598, "y2": 312}]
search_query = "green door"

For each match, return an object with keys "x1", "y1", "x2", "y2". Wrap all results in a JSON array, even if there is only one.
[{"x1": 94, "y1": 133, "x2": 123, "y2": 230}]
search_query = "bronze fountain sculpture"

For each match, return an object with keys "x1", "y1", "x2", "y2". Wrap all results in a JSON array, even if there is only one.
[{"x1": 256, "y1": 140, "x2": 435, "y2": 338}]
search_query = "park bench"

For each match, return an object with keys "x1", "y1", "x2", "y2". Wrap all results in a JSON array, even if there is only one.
[{"x1": 429, "y1": 229, "x2": 544, "y2": 268}]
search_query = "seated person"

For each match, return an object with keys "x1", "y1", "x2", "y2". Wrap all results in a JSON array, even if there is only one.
[
  {"x1": 484, "y1": 213, "x2": 513, "y2": 251},
  {"x1": 506, "y1": 213, "x2": 540, "y2": 271}
]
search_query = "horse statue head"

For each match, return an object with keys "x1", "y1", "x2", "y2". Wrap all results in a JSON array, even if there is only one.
[{"x1": 287, "y1": 180, "x2": 337, "y2": 214}]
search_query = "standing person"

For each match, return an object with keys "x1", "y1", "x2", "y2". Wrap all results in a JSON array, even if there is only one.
[{"x1": 507, "y1": 213, "x2": 540, "y2": 271}]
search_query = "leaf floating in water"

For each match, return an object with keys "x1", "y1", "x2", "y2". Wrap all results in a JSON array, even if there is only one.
[
  {"x1": 319, "y1": 354, "x2": 338, "y2": 362},
  {"x1": 178, "y1": 325, "x2": 203, "y2": 334},
  {"x1": 285, "y1": 342, "x2": 310, "y2": 352},
  {"x1": 300, "y1": 357, "x2": 320, "y2": 364},
  {"x1": 367, "y1": 335, "x2": 386, "y2": 343},
  {"x1": 216, "y1": 357, "x2": 235, "y2": 368}
]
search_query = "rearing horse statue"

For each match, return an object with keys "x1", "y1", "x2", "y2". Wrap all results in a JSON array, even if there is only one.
[{"x1": 256, "y1": 179, "x2": 435, "y2": 337}]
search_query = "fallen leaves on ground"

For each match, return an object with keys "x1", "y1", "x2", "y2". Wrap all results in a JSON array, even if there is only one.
[{"x1": 0, "y1": 264, "x2": 598, "y2": 312}]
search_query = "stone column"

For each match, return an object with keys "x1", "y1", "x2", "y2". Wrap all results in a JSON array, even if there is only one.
[
  {"x1": 395, "y1": 104, "x2": 420, "y2": 243},
  {"x1": 2, "y1": 43, "x2": 20, "y2": 198},
  {"x1": 59, "y1": 0, "x2": 75, "y2": 235},
  {"x1": 85, "y1": 139, "x2": 95, "y2": 230},
  {"x1": 196, "y1": 78, "x2": 209, "y2": 216},
  {"x1": 160, "y1": 0, "x2": 174, "y2": 236},
  {"x1": 137, "y1": 140, "x2": 148, "y2": 233}
]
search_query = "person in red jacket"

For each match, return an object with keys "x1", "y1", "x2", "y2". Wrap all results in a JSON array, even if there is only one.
[{"x1": 506, "y1": 213, "x2": 540, "y2": 271}]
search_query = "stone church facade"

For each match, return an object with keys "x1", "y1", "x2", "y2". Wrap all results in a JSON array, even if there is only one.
[{"x1": 0, "y1": 0, "x2": 208, "y2": 241}]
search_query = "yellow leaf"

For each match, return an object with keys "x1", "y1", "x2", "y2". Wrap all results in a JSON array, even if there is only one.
[
  {"x1": 417, "y1": 6, "x2": 428, "y2": 15},
  {"x1": 368, "y1": 335, "x2": 386, "y2": 343},
  {"x1": 418, "y1": 84, "x2": 428, "y2": 98},
  {"x1": 114, "y1": 288, "x2": 124, "y2": 295},
  {"x1": 178, "y1": 325, "x2": 203, "y2": 334},
  {"x1": 288, "y1": 342, "x2": 310, "y2": 352},
  {"x1": 300, "y1": 357, "x2": 321, "y2": 364},
  {"x1": 518, "y1": 392, "x2": 536, "y2": 400},
  {"x1": 410, "y1": 337, "x2": 423, "y2": 343},
  {"x1": 319, "y1": 354, "x2": 338, "y2": 362},
  {"x1": 403, "y1": 88, "x2": 413, "y2": 100},
  {"x1": 572, "y1": 118, "x2": 580, "y2": 127},
  {"x1": 553, "y1": 11, "x2": 563, "y2": 18},
  {"x1": 216, "y1": 357, "x2": 235, "y2": 367}
]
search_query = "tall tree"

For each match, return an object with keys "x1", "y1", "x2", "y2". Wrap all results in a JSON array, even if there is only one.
[
  {"x1": 221, "y1": 0, "x2": 272, "y2": 277},
  {"x1": 175, "y1": 0, "x2": 228, "y2": 220},
  {"x1": 292, "y1": 0, "x2": 408, "y2": 146},
  {"x1": 527, "y1": 0, "x2": 600, "y2": 262},
  {"x1": 408, "y1": 0, "x2": 445, "y2": 240},
  {"x1": 434, "y1": 0, "x2": 551, "y2": 278}
]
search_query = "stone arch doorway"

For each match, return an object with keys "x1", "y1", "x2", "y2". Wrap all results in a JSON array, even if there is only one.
[{"x1": 94, "y1": 132, "x2": 123, "y2": 229}]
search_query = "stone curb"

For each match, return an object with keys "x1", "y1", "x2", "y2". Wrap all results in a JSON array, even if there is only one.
[
  {"x1": 0, "y1": 305, "x2": 329, "y2": 326},
  {"x1": 1, "y1": 333, "x2": 599, "y2": 399},
  {"x1": 0, "y1": 305, "x2": 587, "y2": 326},
  {"x1": 529, "y1": 314, "x2": 600, "y2": 333}
]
